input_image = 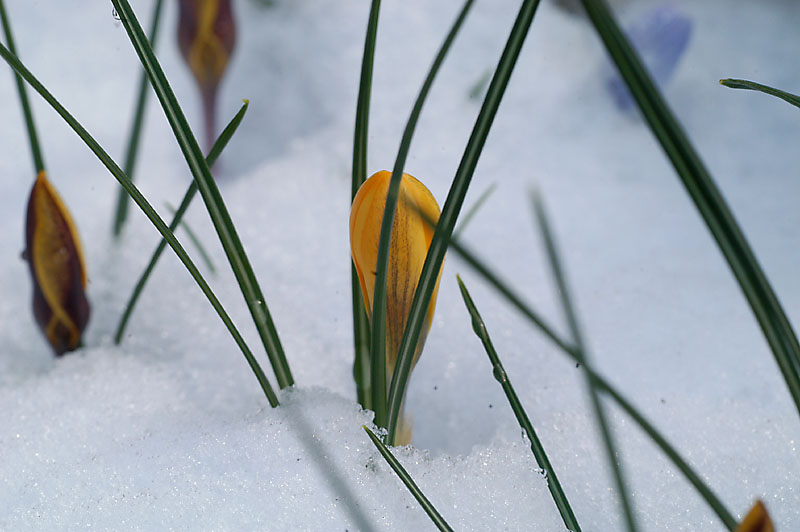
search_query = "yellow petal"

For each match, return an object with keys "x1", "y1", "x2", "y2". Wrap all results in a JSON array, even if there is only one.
[
  {"x1": 735, "y1": 500, "x2": 774, "y2": 532},
  {"x1": 349, "y1": 170, "x2": 443, "y2": 377}
]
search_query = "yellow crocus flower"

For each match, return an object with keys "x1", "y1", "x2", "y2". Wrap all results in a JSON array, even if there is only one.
[{"x1": 350, "y1": 170, "x2": 443, "y2": 443}]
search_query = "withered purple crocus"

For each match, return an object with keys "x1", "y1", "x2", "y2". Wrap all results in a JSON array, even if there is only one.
[
  {"x1": 24, "y1": 171, "x2": 90, "y2": 355},
  {"x1": 177, "y1": 0, "x2": 236, "y2": 152}
]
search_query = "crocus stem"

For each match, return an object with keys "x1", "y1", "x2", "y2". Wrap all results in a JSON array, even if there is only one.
[{"x1": 202, "y1": 86, "x2": 217, "y2": 157}]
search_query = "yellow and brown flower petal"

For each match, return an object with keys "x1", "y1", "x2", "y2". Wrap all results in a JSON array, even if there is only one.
[
  {"x1": 24, "y1": 171, "x2": 90, "y2": 355},
  {"x1": 349, "y1": 170, "x2": 443, "y2": 379},
  {"x1": 177, "y1": 0, "x2": 236, "y2": 151},
  {"x1": 735, "y1": 500, "x2": 774, "y2": 532}
]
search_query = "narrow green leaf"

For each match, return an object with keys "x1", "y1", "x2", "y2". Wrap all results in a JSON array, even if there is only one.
[
  {"x1": 0, "y1": 0, "x2": 44, "y2": 173},
  {"x1": 467, "y1": 67, "x2": 492, "y2": 101},
  {"x1": 532, "y1": 192, "x2": 638, "y2": 532},
  {"x1": 111, "y1": 0, "x2": 294, "y2": 389},
  {"x1": 373, "y1": 0, "x2": 475, "y2": 432},
  {"x1": 448, "y1": 230, "x2": 738, "y2": 530},
  {"x1": 351, "y1": 0, "x2": 381, "y2": 201},
  {"x1": 446, "y1": 226, "x2": 738, "y2": 530},
  {"x1": 387, "y1": 0, "x2": 544, "y2": 445},
  {"x1": 416, "y1": 203, "x2": 577, "y2": 353},
  {"x1": 457, "y1": 275, "x2": 582, "y2": 532},
  {"x1": 363, "y1": 426, "x2": 454, "y2": 532},
  {"x1": 453, "y1": 182, "x2": 497, "y2": 239},
  {"x1": 592, "y1": 370, "x2": 738, "y2": 530},
  {"x1": 352, "y1": 0, "x2": 381, "y2": 412},
  {"x1": 720, "y1": 78, "x2": 800, "y2": 110},
  {"x1": 166, "y1": 202, "x2": 216, "y2": 274},
  {"x1": 114, "y1": 101, "x2": 248, "y2": 345},
  {"x1": 353, "y1": 270, "x2": 372, "y2": 411},
  {"x1": 579, "y1": 0, "x2": 800, "y2": 417},
  {"x1": 113, "y1": 0, "x2": 165, "y2": 238},
  {"x1": 0, "y1": 42, "x2": 278, "y2": 407},
  {"x1": 429, "y1": 201, "x2": 733, "y2": 528},
  {"x1": 449, "y1": 236, "x2": 575, "y2": 355}
]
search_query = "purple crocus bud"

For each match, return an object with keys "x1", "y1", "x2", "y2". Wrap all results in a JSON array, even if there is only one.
[
  {"x1": 177, "y1": 0, "x2": 236, "y2": 153},
  {"x1": 24, "y1": 171, "x2": 90, "y2": 355},
  {"x1": 606, "y1": 4, "x2": 693, "y2": 110}
]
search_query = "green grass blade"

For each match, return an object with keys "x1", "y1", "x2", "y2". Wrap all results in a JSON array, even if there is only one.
[
  {"x1": 111, "y1": 0, "x2": 294, "y2": 389},
  {"x1": 351, "y1": 0, "x2": 380, "y2": 201},
  {"x1": 114, "y1": 100, "x2": 245, "y2": 345},
  {"x1": 351, "y1": 0, "x2": 381, "y2": 412},
  {"x1": 446, "y1": 226, "x2": 737, "y2": 529},
  {"x1": 418, "y1": 204, "x2": 576, "y2": 351},
  {"x1": 353, "y1": 269, "x2": 372, "y2": 410},
  {"x1": 166, "y1": 202, "x2": 217, "y2": 274},
  {"x1": 594, "y1": 376, "x2": 738, "y2": 530},
  {"x1": 363, "y1": 426, "x2": 454, "y2": 532},
  {"x1": 467, "y1": 67, "x2": 492, "y2": 101},
  {"x1": 386, "y1": 0, "x2": 544, "y2": 444},
  {"x1": 532, "y1": 192, "x2": 638, "y2": 532},
  {"x1": 114, "y1": 101, "x2": 248, "y2": 344},
  {"x1": 0, "y1": 42, "x2": 278, "y2": 407},
  {"x1": 453, "y1": 182, "x2": 496, "y2": 239},
  {"x1": 113, "y1": 0, "x2": 165, "y2": 238},
  {"x1": 720, "y1": 78, "x2": 800, "y2": 109},
  {"x1": 450, "y1": 234, "x2": 738, "y2": 530},
  {"x1": 580, "y1": 0, "x2": 800, "y2": 417},
  {"x1": 449, "y1": 236, "x2": 575, "y2": 355},
  {"x1": 0, "y1": 0, "x2": 44, "y2": 172},
  {"x1": 457, "y1": 276, "x2": 582, "y2": 532},
  {"x1": 372, "y1": 0, "x2": 475, "y2": 430}
]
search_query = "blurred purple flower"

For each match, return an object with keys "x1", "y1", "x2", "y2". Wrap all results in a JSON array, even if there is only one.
[{"x1": 606, "y1": 4, "x2": 693, "y2": 110}]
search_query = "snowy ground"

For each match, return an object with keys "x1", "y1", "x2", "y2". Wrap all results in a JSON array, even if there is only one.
[{"x1": 1, "y1": 0, "x2": 799, "y2": 530}]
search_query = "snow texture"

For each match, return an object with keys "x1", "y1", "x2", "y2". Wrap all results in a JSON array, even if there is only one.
[{"x1": 1, "y1": 0, "x2": 799, "y2": 530}]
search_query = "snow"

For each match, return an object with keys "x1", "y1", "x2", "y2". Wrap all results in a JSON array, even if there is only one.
[{"x1": 1, "y1": 0, "x2": 799, "y2": 530}]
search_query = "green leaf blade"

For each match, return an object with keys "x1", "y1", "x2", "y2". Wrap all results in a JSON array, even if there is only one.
[
  {"x1": 166, "y1": 202, "x2": 217, "y2": 274},
  {"x1": 579, "y1": 0, "x2": 800, "y2": 418},
  {"x1": 532, "y1": 192, "x2": 638, "y2": 532},
  {"x1": 0, "y1": 0, "x2": 45, "y2": 173},
  {"x1": 457, "y1": 275, "x2": 582, "y2": 532},
  {"x1": 111, "y1": 0, "x2": 294, "y2": 389},
  {"x1": 445, "y1": 202, "x2": 737, "y2": 529},
  {"x1": 113, "y1": 0, "x2": 165, "y2": 238},
  {"x1": 0, "y1": 42, "x2": 278, "y2": 407},
  {"x1": 115, "y1": 101, "x2": 249, "y2": 344},
  {"x1": 369, "y1": 0, "x2": 475, "y2": 430},
  {"x1": 386, "y1": 0, "x2": 544, "y2": 444},
  {"x1": 351, "y1": 0, "x2": 381, "y2": 411},
  {"x1": 363, "y1": 426, "x2": 454, "y2": 532},
  {"x1": 720, "y1": 78, "x2": 800, "y2": 109}
]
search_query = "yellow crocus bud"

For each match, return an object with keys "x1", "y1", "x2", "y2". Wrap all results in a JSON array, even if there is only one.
[
  {"x1": 736, "y1": 500, "x2": 774, "y2": 532},
  {"x1": 24, "y1": 171, "x2": 90, "y2": 355},
  {"x1": 350, "y1": 170, "x2": 443, "y2": 442},
  {"x1": 177, "y1": 0, "x2": 236, "y2": 152}
]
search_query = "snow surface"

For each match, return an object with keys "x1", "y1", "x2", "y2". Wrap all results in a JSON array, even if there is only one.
[{"x1": 1, "y1": 0, "x2": 799, "y2": 530}]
